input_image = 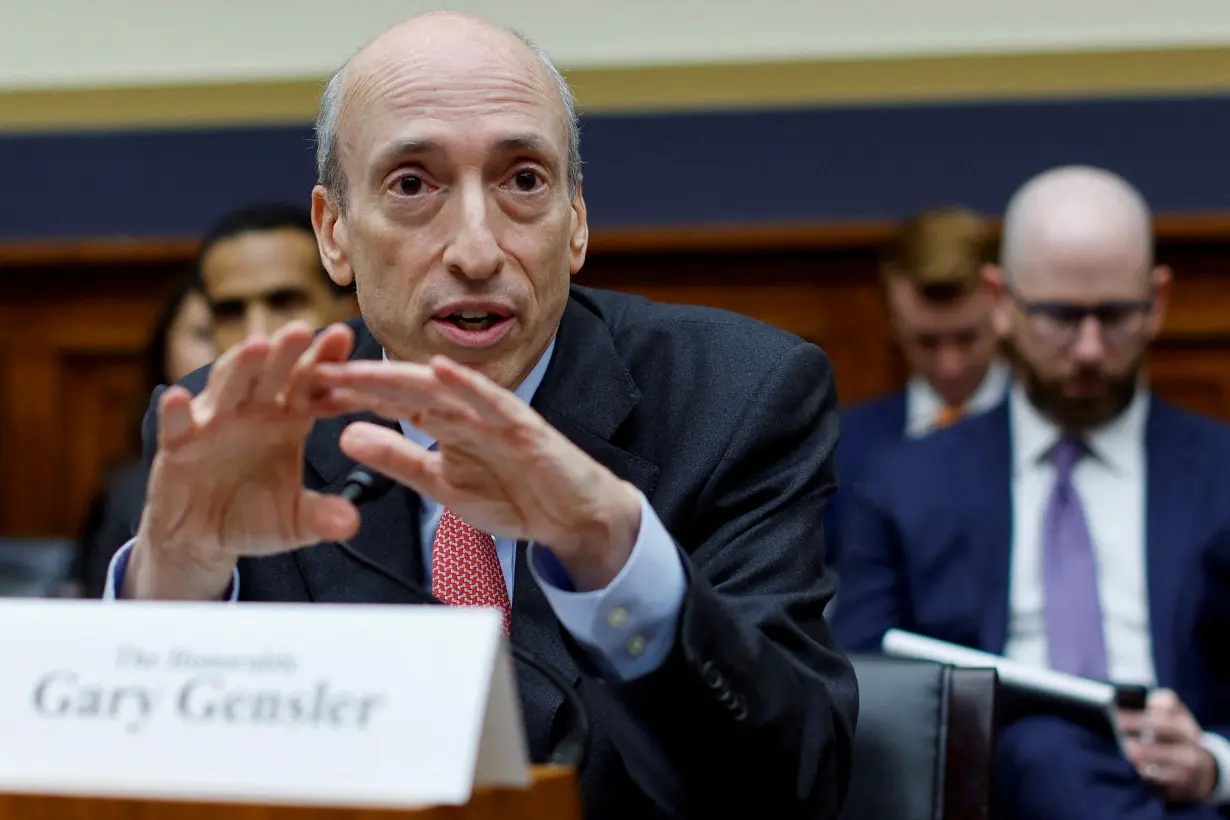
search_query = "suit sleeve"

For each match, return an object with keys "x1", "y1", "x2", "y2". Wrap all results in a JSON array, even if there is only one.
[
  {"x1": 567, "y1": 341, "x2": 858, "y2": 820},
  {"x1": 828, "y1": 455, "x2": 912, "y2": 652}
]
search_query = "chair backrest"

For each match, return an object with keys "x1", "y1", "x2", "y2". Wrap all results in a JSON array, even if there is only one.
[
  {"x1": 0, "y1": 538, "x2": 77, "y2": 598},
  {"x1": 840, "y1": 654, "x2": 998, "y2": 820}
]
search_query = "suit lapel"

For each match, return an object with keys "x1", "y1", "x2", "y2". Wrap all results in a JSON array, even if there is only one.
[
  {"x1": 292, "y1": 321, "x2": 427, "y2": 603},
  {"x1": 510, "y1": 292, "x2": 660, "y2": 760},
  {"x1": 970, "y1": 403, "x2": 1015, "y2": 653},
  {"x1": 1144, "y1": 400, "x2": 1203, "y2": 688}
]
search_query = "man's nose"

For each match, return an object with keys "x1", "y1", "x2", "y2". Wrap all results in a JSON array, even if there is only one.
[
  {"x1": 935, "y1": 345, "x2": 966, "y2": 380},
  {"x1": 244, "y1": 304, "x2": 274, "y2": 340},
  {"x1": 442, "y1": 183, "x2": 504, "y2": 280},
  {"x1": 1070, "y1": 316, "x2": 1107, "y2": 362}
]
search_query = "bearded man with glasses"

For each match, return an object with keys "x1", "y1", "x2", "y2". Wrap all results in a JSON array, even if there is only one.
[{"x1": 834, "y1": 165, "x2": 1230, "y2": 820}]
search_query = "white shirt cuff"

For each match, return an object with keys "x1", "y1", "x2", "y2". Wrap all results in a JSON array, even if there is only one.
[
  {"x1": 528, "y1": 491, "x2": 685, "y2": 681},
  {"x1": 103, "y1": 540, "x2": 240, "y2": 603},
  {"x1": 1200, "y1": 731, "x2": 1230, "y2": 804}
]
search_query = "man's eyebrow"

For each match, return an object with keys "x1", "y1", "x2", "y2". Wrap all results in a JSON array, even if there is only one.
[
  {"x1": 374, "y1": 139, "x2": 442, "y2": 168},
  {"x1": 496, "y1": 135, "x2": 550, "y2": 154}
]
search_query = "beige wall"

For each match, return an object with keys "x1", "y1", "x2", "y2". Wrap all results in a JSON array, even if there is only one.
[{"x1": 3, "y1": 0, "x2": 1230, "y2": 91}]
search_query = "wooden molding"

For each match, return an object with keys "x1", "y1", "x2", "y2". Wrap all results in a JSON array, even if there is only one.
[
  {"x1": 4, "y1": 212, "x2": 1230, "y2": 269},
  {"x1": 0, "y1": 236, "x2": 198, "y2": 268}
]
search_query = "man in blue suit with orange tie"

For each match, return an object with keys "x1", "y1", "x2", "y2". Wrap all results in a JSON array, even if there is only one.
[
  {"x1": 834, "y1": 166, "x2": 1230, "y2": 818},
  {"x1": 827, "y1": 208, "x2": 1008, "y2": 567}
]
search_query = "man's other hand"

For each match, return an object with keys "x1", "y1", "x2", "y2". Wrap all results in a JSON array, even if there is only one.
[{"x1": 1119, "y1": 689, "x2": 1218, "y2": 803}]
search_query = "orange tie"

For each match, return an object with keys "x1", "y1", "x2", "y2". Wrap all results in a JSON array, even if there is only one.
[
  {"x1": 934, "y1": 405, "x2": 966, "y2": 429},
  {"x1": 432, "y1": 508, "x2": 512, "y2": 636}
]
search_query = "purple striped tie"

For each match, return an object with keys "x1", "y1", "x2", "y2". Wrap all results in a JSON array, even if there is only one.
[{"x1": 1043, "y1": 438, "x2": 1109, "y2": 680}]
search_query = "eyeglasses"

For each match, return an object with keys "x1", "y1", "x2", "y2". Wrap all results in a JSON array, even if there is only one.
[{"x1": 1003, "y1": 278, "x2": 1154, "y2": 352}]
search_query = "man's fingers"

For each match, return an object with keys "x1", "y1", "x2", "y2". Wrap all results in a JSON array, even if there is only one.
[
  {"x1": 311, "y1": 365, "x2": 478, "y2": 425},
  {"x1": 1148, "y1": 689, "x2": 1182, "y2": 715},
  {"x1": 210, "y1": 338, "x2": 271, "y2": 414},
  {"x1": 339, "y1": 422, "x2": 443, "y2": 497},
  {"x1": 252, "y1": 323, "x2": 314, "y2": 403},
  {"x1": 431, "y1": 355, "x2": 530, "y2": 428},
  {"x1": 303, "y1": 387, "x2": 368, "y2": 416},
  {"x1": 1128, "y1": 741, "x2": 1211, "y2": 801},
  {"x1": 1118, "y1": 710, "x2": 1146, "y2": 735},
  {"x1": 158, "y1": 386, "x2": 196, "y2": 448},
  {"x1": 316, "y1": 360, "x2": 436, "y2": 386},
  {"x1": 297, "y1": 490, "x2": 360, "y2": 543},
  {"x1": 283, "y1": 323, "x2": 355, "y2": 413},
  {"x1": 315, "y1": 322, "x2": 356, "y2": 364},
  {"x1": 302, "y1": 389, "x2": 365, "y2": 419},
  {"x1": 312, "y1": 361, "x2": 441, "y2": 407}
]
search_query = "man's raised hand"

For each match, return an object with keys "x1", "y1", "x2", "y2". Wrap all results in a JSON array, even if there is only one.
[{"x1": 123, "y1": 322, "x2": 359, "y2": 600}]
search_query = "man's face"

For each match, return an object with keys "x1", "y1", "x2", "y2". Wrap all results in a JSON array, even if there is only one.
[
  {"x1": 885, "y1": 276, "x2": 999, "y2": 407},
  {"x1": 991, "y1": 242, "x2": 1170, "y2": 431},
  {"x1": 312, "y1": 30, "x2": 588, "y2": 390},
  {"x1": 201, "y1": 227, "x2": 344, "y2": 353}
]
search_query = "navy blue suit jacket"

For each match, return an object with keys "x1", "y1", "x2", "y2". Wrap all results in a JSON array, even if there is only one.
[
  {"x1": 825, "y1": 391, "x2": 907, "y2": 568},
  {"x1": 832, "y1": 399, "x2": 1230, "y2": 744}
]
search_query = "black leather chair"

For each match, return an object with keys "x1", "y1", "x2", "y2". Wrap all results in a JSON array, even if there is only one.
[
  {"x1": 0, "y1": 538, "x2": 77, "y2": 597},
  {"x1": 841, "y1": 654, "x2": 999, "y2": 820}
]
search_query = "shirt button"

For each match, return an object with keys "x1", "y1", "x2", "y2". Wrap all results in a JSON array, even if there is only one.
[
  {"x1": 607, "y1": 606, "x2": 630, "y2": 628},
  {"x1": 626, "y1": 634, "x2": 647, "y2": 657}
]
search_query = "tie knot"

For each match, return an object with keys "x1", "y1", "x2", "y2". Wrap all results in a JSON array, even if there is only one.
[
  {"x1": 1049, "y1": 437, "x2": 1087, "y2": 477},
  {"x1": 934, "y1": 404, "x2": 965, "y2": 429}
]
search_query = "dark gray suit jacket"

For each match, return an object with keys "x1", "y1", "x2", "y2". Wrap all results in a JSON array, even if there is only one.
[{"x1": 141, "y1": 285, "x2": 858, "y2": 820}]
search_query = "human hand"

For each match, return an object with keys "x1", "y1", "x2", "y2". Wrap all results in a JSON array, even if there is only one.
[
  {"x1": 124, "y1": 322, "x2": 361, "y2": 600},
  {"x1": 311, "y1": 355, "x2": 642, "y2": 591},
  {"x1": 1118, "y1": 689, "x2": 1218, "y2": 803}
]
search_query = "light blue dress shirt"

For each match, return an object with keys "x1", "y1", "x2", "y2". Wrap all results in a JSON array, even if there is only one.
[{"x1": 105, "y1": 340, "x2": 686, "y2": 680}]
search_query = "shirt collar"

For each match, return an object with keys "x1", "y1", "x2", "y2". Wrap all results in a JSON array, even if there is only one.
[
  {"x1": 382, "y1": 339, "x2": 557, "y2": 450},
  {"x1": 906, "y1": 359, "x2": 1010, "y2": 437},
  {"x1": 1009, "y1": 378, "x2": 1149, "y2": 475}
]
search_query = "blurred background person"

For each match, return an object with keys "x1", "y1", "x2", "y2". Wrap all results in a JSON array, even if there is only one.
[
  {"x1": 197, "y1": 202, "x2": 358, "y2": 351},
  {"x1": 72, "y1": 274, "x2": 215, "y2": 597},
  {"x1": 826, "y1": 207, "x2": 1007, "y2": 567},
  {"x1": 834, "y1": 166, "x2": 1230, "y2": 818}
]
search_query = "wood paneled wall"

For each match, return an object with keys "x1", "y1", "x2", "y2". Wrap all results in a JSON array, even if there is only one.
[{"x1": 2, "y1": 215, "x2": 1229, "y2": 537}]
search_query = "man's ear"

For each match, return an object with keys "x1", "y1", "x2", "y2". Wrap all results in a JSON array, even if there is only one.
[
  {"x1": 1147, "y1": 264, "x2": 1173, "y2": 340},
  {"x1": 312, "y1": 185, "x2": 353, "y2": 288},
  {"x1": 983, "y1": 263, "x2": 1012, "y2": 337},
  {"x1": 567, "y1": 179, "x2": 589, "y2": 276}
]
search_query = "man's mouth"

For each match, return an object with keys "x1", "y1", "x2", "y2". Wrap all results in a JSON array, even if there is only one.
[
  {"x1": 445, "y1": 310, "x2": 506, "y2": 332},
  {"x1": 430, "y1": 306, "x2": 516, "y2": 348}
]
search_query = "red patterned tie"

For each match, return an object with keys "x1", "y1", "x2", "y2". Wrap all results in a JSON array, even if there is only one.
[{"x1": 432, "y1": 508, "x2": 512, "y2": 635}]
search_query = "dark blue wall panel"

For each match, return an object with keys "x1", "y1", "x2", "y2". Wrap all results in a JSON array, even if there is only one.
[{"x1": 1, "y1": 94, "x2": 1228, "y2": 240}]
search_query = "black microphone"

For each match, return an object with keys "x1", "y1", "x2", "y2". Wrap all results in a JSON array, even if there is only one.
[
  {"x1": 339, "y1": 467, "x2": 395, "y2": 505},
  {"x1": 334, "y1": 466, "x2": 589, "y2": 769}
]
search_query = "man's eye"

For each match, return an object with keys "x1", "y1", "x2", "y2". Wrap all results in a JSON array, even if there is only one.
[
  {"x1": 210, "y1": 301, "x2": 244, "y2": 321},
  {"x1": 395, "y1": 175, "x2": 424, "y2": 196},
  {"x1": 513, "y1": 170, "x2": 541, "y2": 191}
]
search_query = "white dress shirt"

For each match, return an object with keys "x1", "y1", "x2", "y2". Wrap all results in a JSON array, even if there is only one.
[
  {"x1": 1003, "y1": 383, "x2": 1230, "y2": 802},
  {"x1": 905, "y1": 360, "x2": 1009, "y2": 439}
]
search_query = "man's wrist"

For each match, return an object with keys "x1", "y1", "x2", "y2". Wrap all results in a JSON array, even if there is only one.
[
  {"x1": 556, "y1": 479, "x2": 643, "y2": 592},
  {"x1": 123, "y1": 537, "x2": 237, "y2": 601}
]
